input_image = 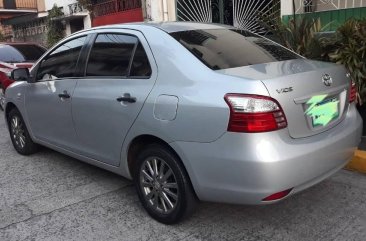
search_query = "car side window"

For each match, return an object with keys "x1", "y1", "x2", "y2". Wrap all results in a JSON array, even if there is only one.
[
  {"x1": 36, "y1": 36, "x2": 87, "y2": 81},
  {"x1": 130, "y1": 42, "x2": 152, "y2": 78},
  {"x1": 86, "y1": 34, "x2": 137, "y2": 77},
  {"x1": 86, "y1": 33, "x2": 152, "y2": 78}
]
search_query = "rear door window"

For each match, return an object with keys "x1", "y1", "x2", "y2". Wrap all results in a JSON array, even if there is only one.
[
  {"x1": 86, "y1": 34, "x2": 137, "y2": 77},
  {"x1": 86, "y1": 33, "x2": 152, "y2": 78},
  {"x1": 130, "y1": 42, "x2": 152, "y2": 77},
  {"x1": 170, "y1": 29, "x2": 300, "y2": 70}
]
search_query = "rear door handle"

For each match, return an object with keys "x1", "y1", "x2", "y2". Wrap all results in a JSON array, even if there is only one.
[
  {"x1": 116, "y1": 93, "x2": 136, "y2": 103},
  {"x1": 58, "y1": 91, "x2": 70, "y2": 99}
]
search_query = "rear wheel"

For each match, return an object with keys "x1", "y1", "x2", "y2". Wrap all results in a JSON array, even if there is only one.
[
  {"x1": 8, "y1": 108, "x2": 39, "y2": 155},
  {"x1": 0, "y1": 84, "x2": 5, "y2": 111},
  {"x1": 134, "y1": 144, "x2": 197, "y2": 224}
]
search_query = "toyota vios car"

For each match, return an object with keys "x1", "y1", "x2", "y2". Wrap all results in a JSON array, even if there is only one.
[
  {"x1": 4, "y1": 22, "x2": 362, "y2": 224},
  {"x1": 0, "y1": 42, "x2": 46, "y2": 110}
]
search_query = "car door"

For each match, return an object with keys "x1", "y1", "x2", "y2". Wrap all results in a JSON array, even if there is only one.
[
  {"x1": 25, "y1": 35, "x2": 88, "y2": 150},
  {"x1": 71, "y1": 30, "x2": 157, "y2": 166}
]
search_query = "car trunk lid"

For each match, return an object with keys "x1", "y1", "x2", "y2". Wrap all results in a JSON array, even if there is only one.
[{"x1": 217, "y1": 59, "x2": 350, "y2": 138}]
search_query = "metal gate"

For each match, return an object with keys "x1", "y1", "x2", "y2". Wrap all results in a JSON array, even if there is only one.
[{"x1": 176, "y1": 0, "x2": 279, "y2": 34}]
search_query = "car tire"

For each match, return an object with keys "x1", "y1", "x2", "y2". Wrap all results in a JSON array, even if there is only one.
[
  {"x1": 8, "y1": 108, "x2": 39, "y2": 155},
  {"x1": 134, "y1": 144, "x2": 198, "y2": 224},
  {"x1": 0, "y1": 84, "x2": 5, "y2": 111}
]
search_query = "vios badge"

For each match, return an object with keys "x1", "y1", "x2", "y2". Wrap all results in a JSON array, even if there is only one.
[{"x1": 322, "y1": 74, "x2": 332, "y2": 86}]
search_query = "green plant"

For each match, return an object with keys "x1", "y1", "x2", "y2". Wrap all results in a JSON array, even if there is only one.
[
  {"x1": 328, "y1": 19, "x2": 366, "y2": 105},
  {"x1": 46, "y1": 4, "x2": 65, "y2": 48},
  {"x1": 259, "y1": 12, "x2": 326, "y2": 59}
]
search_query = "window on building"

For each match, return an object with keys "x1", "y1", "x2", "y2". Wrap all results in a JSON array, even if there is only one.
[{"x1": 4, "y1": 0, "x2": 16, "y2": 9}]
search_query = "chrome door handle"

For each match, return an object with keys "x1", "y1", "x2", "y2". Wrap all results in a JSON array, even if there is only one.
[{"x1": 116, "y1": 93, "x2": 136, "y2": 103}]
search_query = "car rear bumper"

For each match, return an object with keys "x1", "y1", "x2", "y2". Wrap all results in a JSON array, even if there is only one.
[{"x1": 170, "y1": 104, "x2": 362, "y2": 204}]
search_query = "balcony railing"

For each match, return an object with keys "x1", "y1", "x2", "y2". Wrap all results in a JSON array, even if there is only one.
[
  {"x1": 67, "y1": 2, "x2": 85, "y2": 15},
  {"x1": 296, "y1": 0, "x2": 366, "y2": 13},
  {"x1": 0, "y1": 0, "x2": 37, "y2": 10},
  {"x1": 93, "y1": 0, "x2": 141, "y2": 17}
]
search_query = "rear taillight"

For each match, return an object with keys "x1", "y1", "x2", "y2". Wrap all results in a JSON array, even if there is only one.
[
  {"x1": 349, "y1": 81, "x2": 356, "y2": 103},
  {"x1": 224, "y1": 94, "x2": 287, "y2": 133}
]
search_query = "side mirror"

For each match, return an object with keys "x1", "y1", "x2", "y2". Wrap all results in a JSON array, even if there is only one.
[{"x1": 10, "y1": 68, "x2": 30, "y2": 82}]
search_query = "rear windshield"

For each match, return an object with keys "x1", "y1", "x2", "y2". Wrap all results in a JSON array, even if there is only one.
[
  {"x1": 170, "y1": 29, "x2": 300, "y2": 70},
  {"x1": 0, "y1": 44, "x2": 45, "y2": 63}
]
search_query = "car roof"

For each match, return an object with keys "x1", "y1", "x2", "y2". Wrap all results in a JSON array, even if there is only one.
[
  {"x1": 80, "y1": 21, "x2": 232, "y2": 34},
  {"x1": 132, "y1": 21, "x2": 230, "y2": 33}
]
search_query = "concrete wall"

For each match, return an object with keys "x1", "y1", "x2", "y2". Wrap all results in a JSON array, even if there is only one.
[
  {"x1": 146, "y1": 0, "x2": 176, "y2": 21},
  {"x1": 45, "y1": 0, "x2": 76, "y2": 10},
  {"x1": 289, "y1": 0, "x2": 366, "y2": 14},
  {"x1": 83, "y1": 14, "x2": 91, "y2": 29},
  {"x1": 37, "y1": 0, "x2": 46, "y2": 12},
  {"x1": 281, "y1": 0, "x2": 293, "y2": 16}
]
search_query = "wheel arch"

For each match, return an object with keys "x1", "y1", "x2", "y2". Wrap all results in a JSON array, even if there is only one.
[
  {"x1": 5, "y1": 102, "x2": 35, "y2": 142},
  {"x1": 127, "y1": 135, "x2": 177, "y2": 176},
  {"x1": 127, "y1": 135, "x2": 197, "y2": 196},
  {"x1": 5, "y1": 102, "x2": 18, "y2": 121}
]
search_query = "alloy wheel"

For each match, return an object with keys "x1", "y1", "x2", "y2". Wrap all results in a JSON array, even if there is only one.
[
  {"x1": 139, "y1": 157, "x2": 179, "y2": 214},
  {"x1": 10, "y1": 115, "x2": 26, "y2": 149}
]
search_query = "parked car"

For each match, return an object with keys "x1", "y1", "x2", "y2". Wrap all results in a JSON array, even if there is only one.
[
  {"x1": 4, "y1": 22, "x2": 362, "y2": 224},
  {"x1": 0, "y1": 42, "x2": 46, "y2": 110}
]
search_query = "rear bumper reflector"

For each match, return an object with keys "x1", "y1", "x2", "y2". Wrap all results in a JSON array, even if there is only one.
[{"x1": 262, "y1": 188, "x2": 293, "y2": 201}]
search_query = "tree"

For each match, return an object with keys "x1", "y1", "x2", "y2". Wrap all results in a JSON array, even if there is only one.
[{"x1": 47, "y1": 4, "x2": 65, "y2": 48}]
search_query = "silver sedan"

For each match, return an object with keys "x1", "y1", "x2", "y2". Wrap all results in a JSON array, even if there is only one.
[{"x1": 4, "y1": 22, "x2": 362, "y2": 224}]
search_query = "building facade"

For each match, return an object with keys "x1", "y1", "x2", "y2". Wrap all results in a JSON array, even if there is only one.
[
  {"x1": 43, "y1": 0, "x2": 91, "y2": 35},
  {"x1": 2, "y1": 0, "x2": 366, "y2": 45},
  {"x1": 281, "y1": 0, "x2": 366, "y2": 30},
  {"x1": 148, "y1": 0, "x2": 366, "y2": 33},
  {"x1": 0, "y1": 0, "x2": 40, "y2": 39},
  {"x1": 1, "y1": 0, "x2": 92, "y2": 45},
  {"x1": 91, "y1": 0, "x2": 144, "y2": 27},
  {"x1": 1, "y1": 0, "x2": 147, "y2": 45}
]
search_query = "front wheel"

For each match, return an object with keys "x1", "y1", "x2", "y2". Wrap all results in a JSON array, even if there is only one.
[
  {"x1": 0, "y1": 84, "x2": 5, "y2": 111},
  {"x1": 134, "y1": 144, "x2": 197, "y2": 224},
  {"x1": 8, "y1": 108, "x2": 39, "y2": 155}
]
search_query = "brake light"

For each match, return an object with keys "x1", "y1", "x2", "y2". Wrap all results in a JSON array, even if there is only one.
[
  {"x1": 224, "y1": 94, "x2": 287, "y2": 133},
  {"x1": 349, "y1": 81, "x2": 356, "y2": 103}
]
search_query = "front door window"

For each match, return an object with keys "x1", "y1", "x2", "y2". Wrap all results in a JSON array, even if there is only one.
[{"x1": 36, "y1": 36, "x2": 87, "y2": 81}]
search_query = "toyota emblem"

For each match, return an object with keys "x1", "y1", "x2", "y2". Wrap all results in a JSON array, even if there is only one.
[{"x1": 322, "y1": 74, "x2": 332, "y2": 86}]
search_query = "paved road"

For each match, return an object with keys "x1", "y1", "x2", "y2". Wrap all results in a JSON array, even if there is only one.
[{"x1": 0, "y1": 113, "x2": 365, "y2": 241}]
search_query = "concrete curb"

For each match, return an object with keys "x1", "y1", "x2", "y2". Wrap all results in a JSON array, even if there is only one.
[{"x1": 345, "y1": 150, "x2": 366, "y2": 174}]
